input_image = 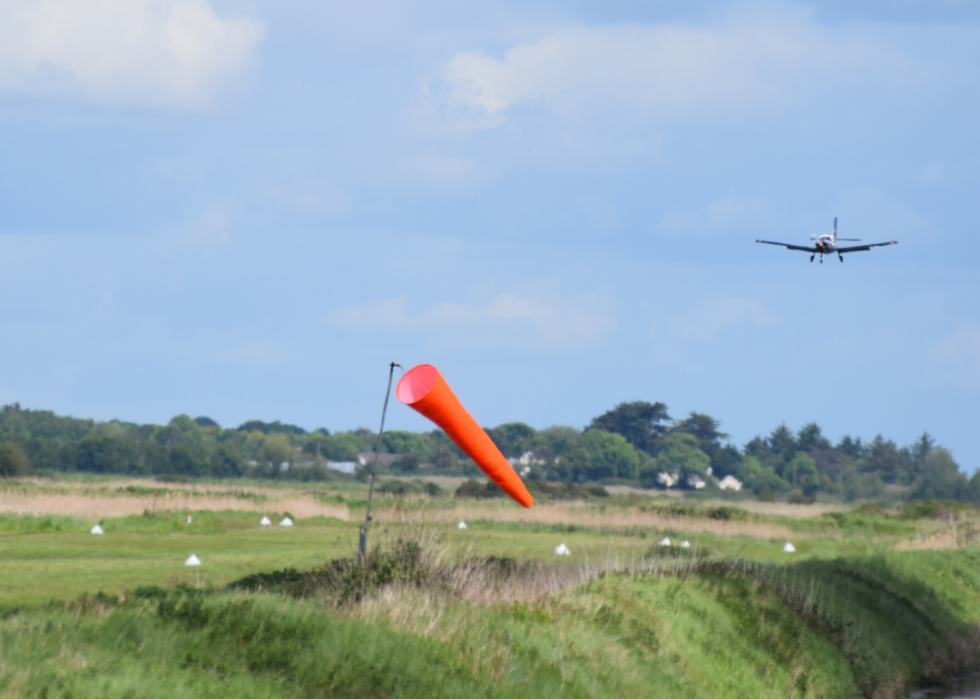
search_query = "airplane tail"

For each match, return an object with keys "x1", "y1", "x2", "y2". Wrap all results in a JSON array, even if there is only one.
[{"x1": 834, "y1": 216, "x2": 861, "y2": 242}]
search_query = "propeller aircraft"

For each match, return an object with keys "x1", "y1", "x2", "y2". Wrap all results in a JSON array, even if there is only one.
[{"x1": 757, "y1": 218, "x2": 897, "y2": 263}]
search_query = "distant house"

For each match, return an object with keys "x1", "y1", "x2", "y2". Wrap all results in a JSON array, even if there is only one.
[
  {"x1": 686, "y1": 474, "x2": 706, "y2": 490},
  {"x1": 328, "y1": 461, "x2": 357, "y2": 474},
  {"x1": 507, "y1": 451, "x2": 544, "y2": 467},
  {"x1": 356, "y1": 452, "x2": 402, "y2": 469},
  {"x1": 656, "y1": 471, "x2": 679, "y2": 488},
  {"x1": 719, "y1": 475, "x2": 743, "y2": 491}
]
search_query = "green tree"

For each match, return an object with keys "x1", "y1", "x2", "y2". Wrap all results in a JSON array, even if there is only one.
[
  {"x1": 588, "y1": 401, "x2": 670, "y2": 455},
  {"x1": 391, "y1": 453, "x2": 421, "y2": 473},
  {"x1": 322, "y1": 433, "x2": 362, "y2": 462},
  {"x1": 673, "y1": 412, "x2": 728, "y2": 461},
  {"x1": 836, "y1": 435, "x2": 865, "y2": 459},
  {"x1": 639, "y1": 459, "x2": 661, "y2": 489},
  {"x1": 657, "y1": 433, "x2": 711, "y2": 488},
  {"x1": 209, "y1": 445, "x2": 243, "y2": 478},
  {"x1": 382, "y1": 431, "x2": 429, "y2": 459},
  {"x1": 0, "y1": 442, "x2": 30, "y2": 478},
  {"x1": 540, "y1": 426, "x2": 579, "y2": 455},
  {"x1": 737, "y1": 456, "x2": 789, "y2": 494},
  {"x1": 711, "y1": 444, "x2": 742, "y2": 479},
  {"x1": 908, "y1": 448, "x2": 969, "y2": 501},
  {"x1": 570, "y1": 430, "x2": 642, "y2": 481},
  {"x1": 841, "y1": 465, "x2": 885, "y2": 502},
  {"x1": 910, "y1": 432, "x2": 935, "y2": 465},
  {"x1": 75, "y1": 435, "x2": 137, "y2": 474},
  {"x1": 260, "y1": 434, "x2": 292, "y2": 469},
  {"x1": 796, "y1": 423, "x2": 831, "y2": 453},
  {"x1": 787, "y1": 451, "x2": 820, "y2": 496},
  {"x1": 863, "y1": 435, "x2": 913, "y2": 485},
  {"x1": 485, "y1": 423, "x2": 539, "y2": 458},
  {"x1": 167, "y1": 445, "x2": 201, "y2": 477}
]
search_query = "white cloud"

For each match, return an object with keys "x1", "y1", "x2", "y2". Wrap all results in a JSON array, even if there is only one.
[
  {"x1": 933, "y1": 322, "x2": 980, "y2": 382},
  {"x1": 0, "y1": 0, "x2": 264, "y2": 107},
  {"x1": 436, "y1": 9, "x2": 921, "y2": 130},
  {"x1": 326, "y1": 291, "x2": 615, "y2": 351},
  {"x1": 678, "y1": 296, "x2": 775, "y2": 342},
  {"x1": 657, "y1": 195, "x2": 766, "y2": 236}
]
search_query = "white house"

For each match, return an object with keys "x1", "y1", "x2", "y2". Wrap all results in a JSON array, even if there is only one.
[
  {"x1": 686, "y1": 474, "x2": 706, "y2": 490},
  {"x1": 718, "y1": 475, "x2": 743, "y2": 491}
]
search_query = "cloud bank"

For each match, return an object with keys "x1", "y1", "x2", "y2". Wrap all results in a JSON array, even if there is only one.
[
  {"x1": 437, "y1": 9, "x2": 921, "y2": 130},
  {"x1": 0, "y1": 0, "x2": 264, "y2": 107}
]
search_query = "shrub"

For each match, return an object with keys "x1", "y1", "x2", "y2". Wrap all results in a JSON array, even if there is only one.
[
  {"x1": 0, "y1": 442, "x2": 30, "y2": 478},
  {"x1": 455, "y1": 479, "x2": 504, "y2": 499},
  {"x1": 230, "y1": 539, "x2": 430, "y2": 605},
  {"x1": 788, "y1": 490, "x2": 816, "y2": 505},
  {"x1": 377, "y1": 480, "x2": 421, "y2": 495}
]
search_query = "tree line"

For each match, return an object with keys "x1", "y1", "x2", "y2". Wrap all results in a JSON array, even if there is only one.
[{"x1": 0, "y1": 401, "x2": 974, "y2": 502}]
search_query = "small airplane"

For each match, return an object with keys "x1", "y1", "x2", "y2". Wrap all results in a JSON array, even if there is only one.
[{"x1": 757, "y1": 218, "x2": 897, "y2": 263}]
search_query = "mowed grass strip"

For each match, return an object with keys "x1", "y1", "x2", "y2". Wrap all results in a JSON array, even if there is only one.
[
  {"x1": 0, "y1": 512, "x2": 358, "y2": 607},
  {"x1": 0, "y1": 505, "x2": 916, "y2": 608}
]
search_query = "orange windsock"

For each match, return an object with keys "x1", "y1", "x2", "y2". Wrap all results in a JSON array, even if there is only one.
[{"x1": 396, "y1": 364, "x2": 533, "y2": 508}]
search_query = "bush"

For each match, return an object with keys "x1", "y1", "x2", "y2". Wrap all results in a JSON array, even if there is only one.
[
  {"x1": 455, "y1": 479, "x2": 504, "y2": 499},
  {"x1": 788, "y1": 490, "x2": 816, "y2": 505},
  {"x1": 902, "y1": 500, "x2": 963, "y2": 521},
  {"x1": 376, "y1": 480, "x2": 422, "y2": 495},
  {"x1": 0, "y1": 442, "x2": 30, "y2": 478},
  {"x1": 230, "y1": 539, "x2": 430, "y2": 605}
]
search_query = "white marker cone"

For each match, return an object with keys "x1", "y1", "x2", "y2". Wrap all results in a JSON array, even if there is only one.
[
  {"x1": 554, "y1": 543, "x2": 570, "y2": 555},
  {"x1": 659, "y1": 537, "x2": 671, "y2": 547},
  {"x1": 279, "y1": 517, "x2": 293, "y2": 527},
  {"x1": 90, "y1": 524, "x2": 103, "y2": 535},
  {"x1": 185, "y1": 554, "x2": 201, "y2": 566},
  {"x1": 680, "y1": 540, "x2": 690, "y2": 548},
  {"x1": 260, "y1": 516, "x2": 271, "y2": 526},
  {"x1": 457, "y1": 521, "x2": 468, "y2": 529},
  {"x1": 783, "y1": 542, "x2": 796, "y2": 553}
]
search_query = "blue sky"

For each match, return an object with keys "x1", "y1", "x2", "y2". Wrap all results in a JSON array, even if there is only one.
[{"x1": 1, "y1": 0, "x2": 979, "y2": 469}]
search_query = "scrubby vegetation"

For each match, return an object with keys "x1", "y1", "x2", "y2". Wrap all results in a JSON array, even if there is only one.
[{"x1": 4, "y1": 524, "x2": 980, "y2": 698}]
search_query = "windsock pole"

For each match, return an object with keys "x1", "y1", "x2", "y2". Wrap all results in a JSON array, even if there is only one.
[{"x1": 358, "y1": 362, "x2": 401, "y2": 561}]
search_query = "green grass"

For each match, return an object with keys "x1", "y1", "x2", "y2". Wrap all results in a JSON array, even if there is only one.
[
  {"x1": 4, "y1": 550, "x2": 980, "y2": 698},
  {"x1": 0, "y1": 512, "x2": 358, "y2": 607},
  {"x1": 0, "y1": 592, "x2": 521, "y2": 699},
  {"x1": 3, "y1": 493, "x2": 980, "y2": 697},
  {"x1": 0, "y1": 502, "x2": 943, "y2": 608}
]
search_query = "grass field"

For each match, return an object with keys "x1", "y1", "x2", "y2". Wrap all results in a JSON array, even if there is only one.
[{"x1": 2, "y1": 476, "x2": 980, "y2": 697}]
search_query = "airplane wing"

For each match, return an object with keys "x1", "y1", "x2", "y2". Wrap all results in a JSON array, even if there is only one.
[
  {"x1": 836, "y1": 241, "x2": 898, "y2": 254},
  {"x1": 756, "y1": 239, "x2": 818, "y2": 253}
]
